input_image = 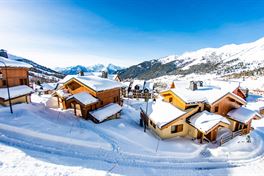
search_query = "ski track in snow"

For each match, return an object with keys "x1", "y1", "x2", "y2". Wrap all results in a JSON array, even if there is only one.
[
  {"x1": 1, "y1": 97, "x2": 264, "y2": 174},
  {"x1": 1, "y1": 122, "x2": 264, "y2": 171}
]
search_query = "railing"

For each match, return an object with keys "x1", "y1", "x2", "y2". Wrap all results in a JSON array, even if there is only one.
[
  {"x1": 219, "y1": 129, "x2": 246, "y2": 146},
  {"x1": 122, "y1": 91, "x2": 155, "y2": 99}
]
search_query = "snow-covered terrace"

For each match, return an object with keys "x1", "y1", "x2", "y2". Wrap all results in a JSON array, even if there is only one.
[
  {"x1": 227, "y1": 106, "x2": 261, "y2": 123},
  {"x1": 0, "y1": 85, "x2": 34, "y2": 100},
  {"x1": 189, "y1": 111, "x2": 230, "y2": 134},
  {"x1": 89, "y1": 103, "x2": 122, "y2": 122},
  {"x1": 66, "y1": 92, "x2": 98, "y2": 106}
]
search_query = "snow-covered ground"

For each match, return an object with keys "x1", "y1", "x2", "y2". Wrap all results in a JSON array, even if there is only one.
[{"x1": 1, "y1": 94, "x2": 264, "y2": 175}]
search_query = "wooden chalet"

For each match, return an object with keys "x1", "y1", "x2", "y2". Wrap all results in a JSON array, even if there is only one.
[
  {"x1": 141, "y1": 80, "x2": 260, "y2": 144},
  {"x1": 53, "y1": 75, "x2": 123, "y2": 122},
  {"x1": 0, "y1": 55, "x2": 33, "y2": 106}
]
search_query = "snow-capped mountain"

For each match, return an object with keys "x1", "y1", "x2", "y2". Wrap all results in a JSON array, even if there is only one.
[
  {"x1": 56, "y1": 64, "x2": 124, "y2": 75},
  {"x1": 7, "y1": 54, "x2": 64, "y2": 82},
  {"x1": 119, "y1": 37, "x2": 264, "y2": 80}
]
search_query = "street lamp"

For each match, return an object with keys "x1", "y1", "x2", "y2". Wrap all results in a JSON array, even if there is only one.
[{"x1": 0, "y1": 61, "x2": 13, "y2": 113}]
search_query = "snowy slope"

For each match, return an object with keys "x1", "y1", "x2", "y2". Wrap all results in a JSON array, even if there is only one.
[
  {"x1": 7, "y1": 54, "x2": 64, "y2": 82},
  {"x1": 119, "y1": 37, "x2": 264, "y2": 80},
  {"x1": 1, "y1": 95, "x2": 264, "y2": 175}
]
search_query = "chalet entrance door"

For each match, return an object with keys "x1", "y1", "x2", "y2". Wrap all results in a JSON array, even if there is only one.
[{"x1": 197, "y1": 131, "x2": 203, "y2": 139}]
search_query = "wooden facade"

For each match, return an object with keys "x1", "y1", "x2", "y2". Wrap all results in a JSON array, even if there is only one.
[
  {"x1": 55, "y1": 78, "x2": 121, "y2": 120},
  {"x1": 208, "y1": 93, "x2": 246, "y2": 116},
  {"x1": 144, "y1": 86, "x2": 256, "y2": 144},
  {"x1": 0, "y1": 66, "x2": 32, "y2": 105},
  {"x1": 0, "y1": 67, "x2": 29, "y2": 88}
]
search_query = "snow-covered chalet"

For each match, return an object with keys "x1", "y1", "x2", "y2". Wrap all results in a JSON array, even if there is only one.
[
  {"x1": 53, "y1": 73, "x2": 123, "y2": 123},
  {"x1": 0, "y1": 52, "x2": 33, "y2": 106},
  {"x1": 141, "y1": 80, "x2": 261, "y2": 143}
]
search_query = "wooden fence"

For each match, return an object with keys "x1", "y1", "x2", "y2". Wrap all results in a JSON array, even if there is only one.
[{"x1": 219, "y1": 129, "x2": 246, "y2": 146}]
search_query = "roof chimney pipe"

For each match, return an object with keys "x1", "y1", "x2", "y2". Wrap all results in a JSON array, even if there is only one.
[{"x1": 0, "y1": 49, "x2": 8, "y2": 58}]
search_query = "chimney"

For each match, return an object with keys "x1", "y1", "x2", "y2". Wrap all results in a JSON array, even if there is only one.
[
  {"x1": 189, "y1": 81, "x2": 197, "y2": 91},
  {"x1": 78, "y1": 70, "x2": 84, "y2": 76},
  {"x1": 0, "y1": 49, "x2": 8, "y2": 58},
  {"x1": 102, "y1": 70, "x2": 108, "y2": 78},
  {"x1": 197, "y1": 81, "x2": 203, "y2": 87}
]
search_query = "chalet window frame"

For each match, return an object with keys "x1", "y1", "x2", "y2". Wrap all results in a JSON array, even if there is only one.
[
  {"x1": 171, "y1": 124, "x2": 183, "y2": 134},
  {"x1": 2, "y1": 79, "x2": 7, "y2": 86},
  {"x1": 215, "y1": 106, "x2": 219, "y2": 112}
]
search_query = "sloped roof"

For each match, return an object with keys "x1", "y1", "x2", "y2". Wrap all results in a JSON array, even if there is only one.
[
  {"x1": 0, "y1": 85, "x2": 33, "y2": 100},
  {"x1": 227, "y1": 106, "x2": 261, "y2": 123},
  {"x1": 60, "y1": 75, "x2": 123, "y2": 92},
  {"x1": 0, "y1": 56, "x2": 32, "y2": 68},
  {"x1": 55, "y1": 89, "x2": 71, "y2": 98},
  {"x1": 66, "y1": 92, "x2": 98, "y2": 106},
  {"x1": 40, "y1": 83, "x2": 58, "y2": 91},
  {"x1": 147, "y1": 99, "x2": 190, "y2": 128},
  {"x1": 189, "y1": 111, "x2": 230, "y2": 134},
  {"x1": 90, "y1": 103, "x2": 122, "y2": 122},
  {"x1": 144, "y1": 81, "x2": 154, "y2": 91},
  {"x1": 164, "y1": 83, "x2": 245, "y2": 105},
  {"x1": 131, "y1": 80, "x2": 145, "y2": 90}
]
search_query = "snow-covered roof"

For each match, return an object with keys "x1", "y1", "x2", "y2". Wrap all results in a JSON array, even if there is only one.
[
  {"x1": 131, "y1": 80, "x2": 145, "y2": 90},
  {"x1": 58, "y1": 75, "x2": 77, "y2": 84},
  {"x1": 189, "y1": 111, "x2": 230, "y2": 134},
  {"x1": 107, "y1": 74, "x2": 118, "y2": 80},
  {"x1": 227, "y1": 106, "x2": 261, "y2": 123},
  {"x1": 0, "y1": 85, "x2": 34, "y2": 100},
  {"x1": 206, "y1": 80, "x2": 240, "y2": 92},
  {"x1": 167, "y1": 82, "x2": 245, "y2": 105},
  {"x1": 66, "y1": 92, "x2": 98, "y2": 106},
  {"x1": 121, "y1": 81, "x2": 131, "y2": 88},
  {"x1": 40, "y1": 83, "x2": 57, "y2": 91},
  {"x1": 60, "y1": 75, "x2": 123, "y2": 92},
  {"x1": 246, "y1": 102, "x2": 264, "y2": 114},
  {"x1": 144, "y1": 81, "x2": 154, "y2": 91},
  {"x1": 0, "y1": 56, "x2": 32, "y2": 68},
  {"x1": 89, "y1": 103, "x2": 122, "y2": 122},
  {"x1": 170, "y1": 88, "x2": 207, "y2": 104},
  {"x1": 147, "y1": 99, "x2": 189, "y2": 128},
  {"x1": 55, "y1": 89, "x2": 71, "y2": 98}
]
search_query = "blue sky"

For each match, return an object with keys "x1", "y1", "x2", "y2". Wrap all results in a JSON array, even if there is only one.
[{"x1": 0, "y1": 0, "x2": 264, "y2": 68}]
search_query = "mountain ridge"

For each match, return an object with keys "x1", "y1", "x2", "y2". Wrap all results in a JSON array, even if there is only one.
[
  {"x1": 118, "y1": 37, "x2": 264, "y2": 80},
  {"x1": 55, "y1": 64, "x2": 124, "y2": 75}
]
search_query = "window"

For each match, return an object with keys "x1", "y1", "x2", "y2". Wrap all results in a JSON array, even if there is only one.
[
  {"x1": 114, "y1": 97, "x2": 119, "y2": 103},
  {"x1": 215, "y1": 106, "x2": 219, "y2": 112},
  {"x1": 2, "y1": 80, "x2": 7, "y2": 86},
  {"x1": 169, "y1": 97, "x2": 173, "y2": 103},
  {"x1": 171, "y1": 124, "x2": 183, "y2": 133},
  {"x1": 150, "y1": 120, "x2": 156, "y2": 129},
  {"x1": 19, "y1": 79, "x2": 27, "y2": 85},
  {"x1": 101, "y1": 101, "x2": 103, "y2": 105}
]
